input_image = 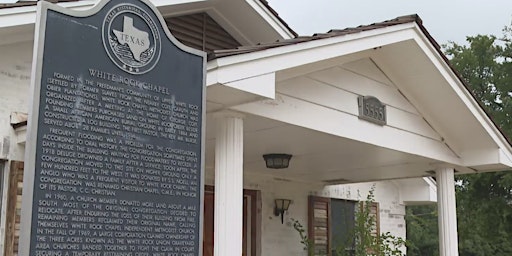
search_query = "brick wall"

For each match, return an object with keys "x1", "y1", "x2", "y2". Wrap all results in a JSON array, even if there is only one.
[{"x1": 206, "y1": 172, "x2": 407, "y2": 256}]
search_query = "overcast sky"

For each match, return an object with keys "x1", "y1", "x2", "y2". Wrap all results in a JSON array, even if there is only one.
[{"x1": 266, "y1": 0, "x2": 512, "y2": 45}]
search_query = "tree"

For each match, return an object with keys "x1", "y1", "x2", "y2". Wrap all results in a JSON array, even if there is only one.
[
  {"x1": 445, "y1": 33, "x2": 512, "y2": 256},
  {"x1": 405, "y1": 205, "x2": 438, "y2": 256},
  {"x1": 407, "y1": 32, "x2": 512, "y2": 256},
  {"x1": 456, "y1": 173, "x2": 512, "y2": 256},
  {"x1": 444, "y1": 35, "x2": 512, "y2": 134}
]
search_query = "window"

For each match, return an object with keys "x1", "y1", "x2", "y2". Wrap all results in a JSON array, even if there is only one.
[
  {"x1": 309, "y1": 196, "x2": 379, "y2": 256},
  {"x1": 331, "y1": 199, "x2": 356, "y2": 254}
]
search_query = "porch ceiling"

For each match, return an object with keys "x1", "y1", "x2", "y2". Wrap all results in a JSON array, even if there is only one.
[{"x1": 205, "y1": 114, "x2": 437, "y2": 184}]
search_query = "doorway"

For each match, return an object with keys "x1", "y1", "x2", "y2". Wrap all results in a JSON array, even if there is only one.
[{"x1": 203, "y1": 187, "x2": 260, "y2": 256}]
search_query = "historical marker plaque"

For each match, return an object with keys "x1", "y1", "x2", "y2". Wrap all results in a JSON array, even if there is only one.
[{"x1": 20, "y1": 0, "x2": 205, "y2": 256}]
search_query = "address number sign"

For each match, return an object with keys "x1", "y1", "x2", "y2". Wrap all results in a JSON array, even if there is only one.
[{"x1": 358, "y1": 95, "x2": 386, "y2": 125}]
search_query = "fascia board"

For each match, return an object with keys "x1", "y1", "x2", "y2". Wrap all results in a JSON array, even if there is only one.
[
  {"x1": 499, "y1": 148, "x2": 512, "y2": 168},
  {"x1": 209, "y1": 73, "x2": 273, "y2": 104},
  {"x1": 206, "y1": 66, "x2": 219, "y2": 86},
  {"x1": 206, "y1": 8, "x2": 254, "y2": 46},
  {"x1": 224, "y1": 72, "x2": 275, "y2": 99},
  {"x1": 0, "y1": 0, "x2": 207, "y2": 28},
  {"x1": 151, "y1": 0, "x2": 207, "y2": 7},
  {"x1": 207, "y1": 23, "x2": 416, "y2": 85},
  {"x1": 213, "y1": 22, "x2": 416, "y2": 67},
  {"x1": 460, "y1": 148, "x2": 501, "y2": 168},
  {"x1": 244, "y1": 0, "x2": 295, "y2": 39},
  {"x1": 0, "y1": 0, "x2": 98, "y2": 28},
  {"x1": 410, "y1": 24, "x2": 512, "y2": 167}
]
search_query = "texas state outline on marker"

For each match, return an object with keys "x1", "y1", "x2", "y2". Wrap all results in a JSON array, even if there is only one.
[{"x1": 113, "y1": 16, "x2": 149, "y2": 62}]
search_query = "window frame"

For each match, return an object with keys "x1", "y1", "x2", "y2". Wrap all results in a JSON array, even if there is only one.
[{"x1": 308, "y1": 196, "x2": 380, "y2": 256}]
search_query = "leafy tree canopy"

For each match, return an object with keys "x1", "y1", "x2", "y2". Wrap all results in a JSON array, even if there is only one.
[{"x1": 408, "y1": 27, "x2": 512, "y2": 256}]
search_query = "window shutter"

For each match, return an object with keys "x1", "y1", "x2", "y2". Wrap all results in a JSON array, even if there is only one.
[
  {"x1": 369, "y1": 202, "x2": 380, "y2": 238},
  {"x1": 308, "y1": 196, "x2": 331, "y2": 256},
  {"x1": 4, "y1": 161, "x2": 24, "y2": 256},
  {"x1": 358, "y1": 201, "x2": 380, "y2": 238}
]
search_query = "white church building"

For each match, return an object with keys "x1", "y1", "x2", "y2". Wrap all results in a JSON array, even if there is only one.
[{"x1": 0, "y1": 0, "x2": 511, "y2": 256}]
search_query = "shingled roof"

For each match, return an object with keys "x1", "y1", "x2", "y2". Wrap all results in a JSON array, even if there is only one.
[
  {"x1": 259, "y1": 0, "x2": 298, "y2": 38},
  {"x1": 208, "y1": 14, "x2": 437, "y2": 60},
  {"x1": 0, "y1": 0, "x2": 77, "y2": 9},
  {"x1": 0, "y1": 0, "x2": 298, "y2": 39}
]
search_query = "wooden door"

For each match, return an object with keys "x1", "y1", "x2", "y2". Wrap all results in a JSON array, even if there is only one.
[
  {"x1": 203, "y1": 189, "x2": 253, "y2": 256},
  {"x1": 242, "y1": 196, "x2": 248, "y2": 256},
  {"x1": 4, "y1": 161, "x2": 24, "y2": 256},
  {"x1": 203, "y1": 192, "x2": 215, "y2": 256}
]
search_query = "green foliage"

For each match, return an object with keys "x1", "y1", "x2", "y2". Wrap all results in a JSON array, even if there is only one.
[
  {"x1": 456, "y1": 173, "x2": 512, "y2": 256},
  {"x1": 407, "y1": 25, "x2": 512, "y2": 256},
  {"x1": 334, "y1": 188, "x2": 405, "y2": 256},
  {"x1": 293, "y1": 187, "x2": 406, "y2": 256},
  {"x1": 444, "y1": 35, "x2": 512, "y2": 136},
  {"x1": 291, "y1": 218, "x2": 314, "y2": 256},
  {"x1": 405, "y1": 205, "x2": 439, "y2": 256},
  {"x1": 444, "y1": 35, "x2": 502, "y2": 108},
  {"x1": 444, "y1": 31, "x2": 512, "y2": 256}
]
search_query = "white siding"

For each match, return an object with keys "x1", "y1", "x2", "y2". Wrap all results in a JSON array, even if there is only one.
[
  {"x1": 0, "y1": 41, "x2": 32, "y2": 256},
  {"x1": 0, "y1": 42, "x2": 32, "y2": 161},
  {"x1": 278, "y1": 61, "x2": 441, "y2": 141}
]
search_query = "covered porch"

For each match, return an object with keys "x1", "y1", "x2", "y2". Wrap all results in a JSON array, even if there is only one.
[{"x1": 203, "y1": 15, "x2": 512, "y2": 256}]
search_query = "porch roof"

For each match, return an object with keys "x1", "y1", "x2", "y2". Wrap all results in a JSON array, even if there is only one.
[
  {"x1": 208, "y1": 13, "x2": 510, "y2": 147},
  {"x1": 205, "y1": 14, "x2": 512, "y2": 184},
  {"x1": 0, "y1": 0, "x2": 296, "y2": 46},
  {"x1": 208, "y1": 15, "x2": 431, "y2": 60}
]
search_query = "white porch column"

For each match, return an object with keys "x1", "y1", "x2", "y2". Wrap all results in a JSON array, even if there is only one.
[
  {"x1": 214, "y1": 112, "x2": 244, "y2": 256},
  {"x1": 436, "y1": 167, "x2": 459, "y2": 256}
]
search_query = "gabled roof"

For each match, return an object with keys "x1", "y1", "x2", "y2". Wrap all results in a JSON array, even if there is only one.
[
  {"x1": 208, "y1": 13, "x2": 511, "y2": 148},
  {"x1": 206, "y1": 13, "x2": 512, "y2": 173},
  {"x1": 209, "y1": 14, "x2": 430, "y2": 60}
]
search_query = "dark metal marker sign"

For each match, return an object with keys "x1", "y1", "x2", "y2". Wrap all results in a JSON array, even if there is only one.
[
  {"x1": 358, "y1": 95, "x2": 386, "y2": 125},
  {"x1": 20, "y1": 0, "x2": 205, "y2": 256}
]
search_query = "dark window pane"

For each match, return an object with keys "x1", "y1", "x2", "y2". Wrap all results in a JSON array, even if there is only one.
[{"x1": 331, "y1": 199, "x2": 356, "y2": 255}]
